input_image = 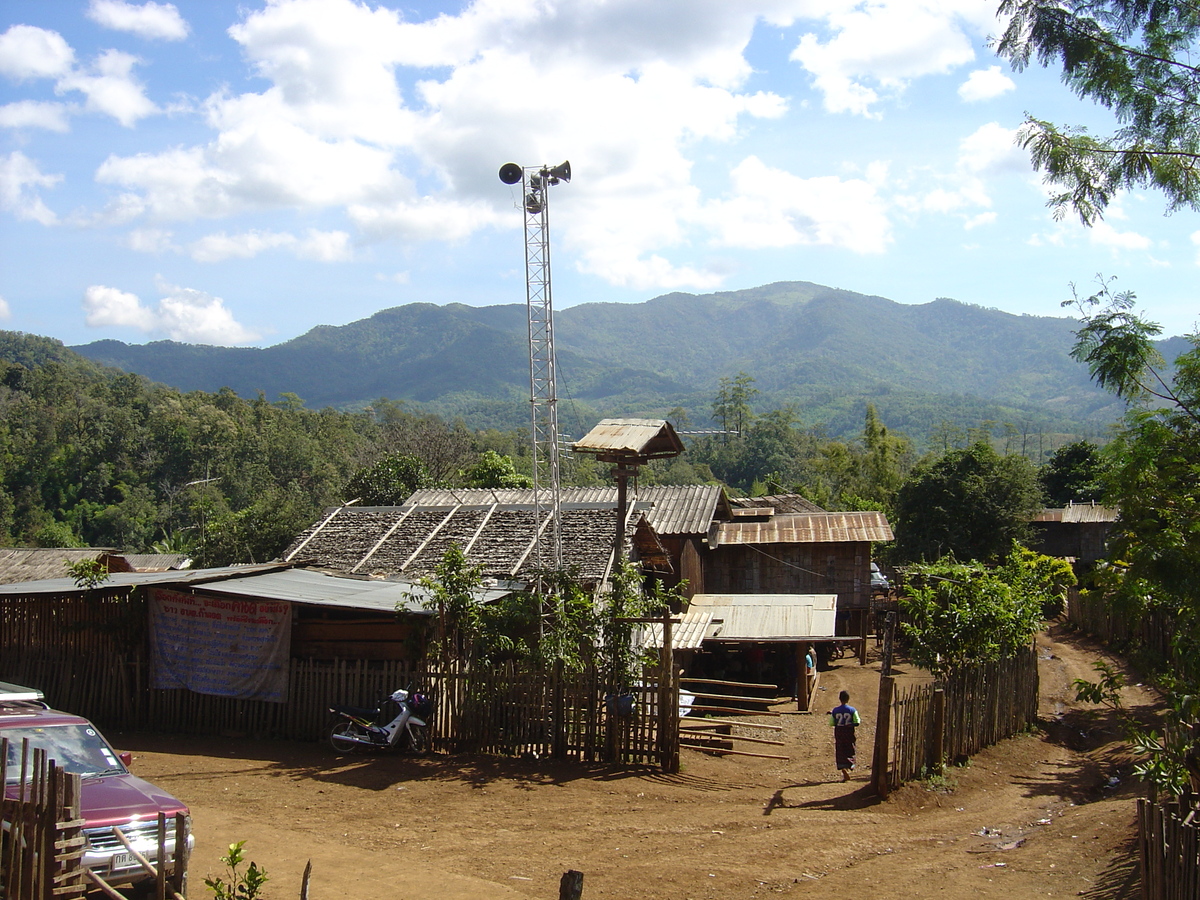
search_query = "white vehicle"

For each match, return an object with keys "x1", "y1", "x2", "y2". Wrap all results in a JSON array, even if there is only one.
[{"x1": 327, "y1": 687, "x2": 433, "y2": 754}]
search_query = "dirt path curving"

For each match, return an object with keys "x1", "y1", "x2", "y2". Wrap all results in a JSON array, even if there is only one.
[{"x1": 116, "y1": 623, "x2": 1155, "y2": 899}]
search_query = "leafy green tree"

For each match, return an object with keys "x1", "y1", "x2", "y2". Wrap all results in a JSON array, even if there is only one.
[
  {"x1": 417, "y1": 543, "x2": 490, "y2": 667},
  {"x1": 893, "y1": 442, "x2": 1044, "y2": 563},
  {"x1": 712, "y1": 372, "x2": 758, "y2": 437},
  {"x1": 995, "y1": 0, "x2": 1200, "y2": 224},
  {"x1": 999, "y1": 543, "x2": 1078, "y2": 618},
  {"x1": 463, "y1": 450, "x2": 532, "y2": 489},
  {"x1": 344, "y1": 453, "x2": 429, "y2": 505},
  {"x1": 899, "y1": 553, "x2": 1047, "y2": 676},
  {"x1": 1040, "y1": 439, "x2": 1108, "y2": 505},
  {"x1": 1065, "y1": 285, "x2": 1200, "y2": 633}
]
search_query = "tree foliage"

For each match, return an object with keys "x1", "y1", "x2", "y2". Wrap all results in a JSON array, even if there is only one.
[
  {"x1": 893, "y1": 442, "x2": 1044, "y2": 563},
  {"x1": 995, "y1": 0, "x2": 1200, "y2": 224},
  {"x1": 1066, "y1": 289, "x2": 1200, "y2": 622},
  {"x1": 343, "y1": 452, "x2": 430, "y2": 506},
  {"x1": 899, "y1": 551, "x2": 1050, "y2": 676},
  {"x1": 1040, "y1": 439, "x2": 1108, "y2": 505},
  {"x1": 463, "y1": 450, "x2": 532, "y2": 489}
]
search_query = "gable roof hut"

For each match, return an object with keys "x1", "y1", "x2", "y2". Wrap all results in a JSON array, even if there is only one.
[{"x1": 1031, "y1": 502, "x2": 1118, "y2": 567}]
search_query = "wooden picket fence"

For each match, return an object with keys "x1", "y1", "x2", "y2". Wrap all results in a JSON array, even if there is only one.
[
  {"x1": 1, "y1": 740, "x2": 87, "y2": 900},
  {"x1": 886, "y1": 649, "x2": 1039, "y2": 789},
  {"x1": 0, "y1": 643, "x2": 672, "y2": 769},
  {"x1": 1139, "y1": 799, "x2": 1200, "y2": 900},
  {"x1": 2, "y1": 736, "x2": 192, "y2": 900},
  {"x1": 1068, "y1": 589, "x2": 1177, "y2": 662}
]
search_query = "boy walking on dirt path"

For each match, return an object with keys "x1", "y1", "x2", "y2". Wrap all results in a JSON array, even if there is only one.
[{"x1": 828, "y1": 690, "x2": 860, "y2": 782}]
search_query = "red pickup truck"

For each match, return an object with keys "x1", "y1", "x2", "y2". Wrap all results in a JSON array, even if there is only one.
[{"x1": 1, "y1": 682, "x2": 193, "y2": 896}]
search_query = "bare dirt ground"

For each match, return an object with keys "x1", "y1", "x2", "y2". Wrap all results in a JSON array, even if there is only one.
[{"x1": 115, "y1": 622, "x2": 1158, "y2": 900}]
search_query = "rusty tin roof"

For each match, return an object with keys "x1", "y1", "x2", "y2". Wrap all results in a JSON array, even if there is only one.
[{"x1": 710, "y1": 511, "x2": 893, "y2": 546}]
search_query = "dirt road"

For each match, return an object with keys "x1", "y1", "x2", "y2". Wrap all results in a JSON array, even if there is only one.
[{"x1": 117, "y1": 623, "x2": 1154, "y2": 899}]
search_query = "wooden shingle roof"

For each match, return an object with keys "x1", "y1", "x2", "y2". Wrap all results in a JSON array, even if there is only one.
[
  {"x1": 0, "y1": 548, "x2": 113, "y2": 585},
  {"x1": 284, "y1": 499, "x2": 657, "y2": 584}
]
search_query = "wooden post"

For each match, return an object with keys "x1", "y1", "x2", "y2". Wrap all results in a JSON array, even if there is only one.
[
  {"x1": 300, "y1": 860, "x2": 313, "y2": 900},
  {"x1": 156, "y1": 812, "x2": 167, "y2": 900},
  {"x1": 871, "y1": 675, "x2": 895, "y2": 798},
  {"x1": 871, "y1": 612, "x2": 897, "y2": 797},
  {"x1": 658, "y1": 612, "x2": 677, "y2": 773},
  {"x1": 559, "y1": 869, "x2": 585, "y2": 900},
  {"x1": 552, "y1": 658, "x2": 566, "y2": 760},
  {"x1": 930, "y1": 687, "x2": 946, "y2": 775},
  {"x1": 880, "y1": 611, "x2": 896, "y2": 677},
  {"x1": 857, "y1": 609, "x2": 868, "y2": 666}
]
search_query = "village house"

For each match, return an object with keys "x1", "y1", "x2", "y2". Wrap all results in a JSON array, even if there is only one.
[{"x1": 1030, "y1": 502, "x2": 1118, "y2": 569}]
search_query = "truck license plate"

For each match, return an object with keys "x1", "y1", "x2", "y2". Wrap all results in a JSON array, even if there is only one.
[{"x1": 110, "y1": 852, "x2": 149, "y2": 872}]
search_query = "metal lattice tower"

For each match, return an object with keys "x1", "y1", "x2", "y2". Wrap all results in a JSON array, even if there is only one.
[{"x1": 500, "y1": 160, "x2": 571, "y2": 572}]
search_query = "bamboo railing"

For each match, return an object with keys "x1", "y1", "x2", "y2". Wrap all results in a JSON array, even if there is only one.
[{"x1": 887, "y1": 649, "x2": 1039, "y2": 789}]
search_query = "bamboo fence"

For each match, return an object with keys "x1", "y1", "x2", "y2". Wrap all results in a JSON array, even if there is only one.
[
  {"x1": 1139, "y1": 799, "x2": 1200, "y2": 900},
  {"x1": 1068, "y1": 589, "x2": 1182, "y2": 674},
  {"x1": 0, "y1": 591, "x2": 673, "y2": 768},
  {"x1": 0, "y1": 740, "x2": 87, "y2": 900},
  {"x1": 887, "y1": 649, "x2": 1039, "y2": 789}
]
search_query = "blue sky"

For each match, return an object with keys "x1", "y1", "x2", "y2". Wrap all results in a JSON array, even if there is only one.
[{"x1": 1, "y1": 0, "x2": 1197, "y2": 349}]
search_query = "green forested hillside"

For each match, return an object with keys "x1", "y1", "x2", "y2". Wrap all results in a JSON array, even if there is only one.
[
  {"x1": 0, "y1": 326, "x2": 1120, "y2": 562},
  {"x1": 71, "y1": 281, "x2": 1129, "y2": 442}
]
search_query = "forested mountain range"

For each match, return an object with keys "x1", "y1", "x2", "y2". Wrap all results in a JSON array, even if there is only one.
[{"x1": 70, "y1": 280, "x2": 1162, "y2": 441}]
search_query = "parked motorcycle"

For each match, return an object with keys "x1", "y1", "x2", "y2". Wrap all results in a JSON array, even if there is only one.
[{"x1": 327, "y1": 687, "x2": 433, "y2": 754}]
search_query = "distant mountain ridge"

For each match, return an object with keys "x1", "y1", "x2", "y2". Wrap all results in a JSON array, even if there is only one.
[{"x1": 71, "y1": 280, "x2": 1140, "y2": 440}]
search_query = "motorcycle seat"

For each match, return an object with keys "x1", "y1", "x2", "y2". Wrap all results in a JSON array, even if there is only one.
[{"x1": 330, "y1": 703, "x2": 379, "y2": 718}]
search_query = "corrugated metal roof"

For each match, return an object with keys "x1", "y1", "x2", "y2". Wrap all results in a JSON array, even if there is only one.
[
  {"x1": 572, "y1": 419, "x2": 684, "y2": 459},
  {"x1": 0, "y1": 563, "x2": 284, "y2": 595},
  {"x1": 1034, "y1": 504, "x2": 1119, "y2": 524},
  {"x1": 404, "y1": 485, "x2": 724, "y2": 537},
  {"x1": 687, "y1": 593, "x2": 838, "y2": 641},
  {"x1": 187, "y1": 568, "x2": 508, "y2": 613},
  {"x1": 637, "y1": 610, "x2": 714, "y2": 650},
  {"x1": 711, "y1": 511, "x2": 893, "y2": 545},
  {"x1": 0, "y1": 564, "x2": 505, "y2": 614}
]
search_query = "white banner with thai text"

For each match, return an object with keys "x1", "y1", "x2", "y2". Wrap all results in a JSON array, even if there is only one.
[{"x1": 149, "y1": 587, "x2": 291, "y2": 703}]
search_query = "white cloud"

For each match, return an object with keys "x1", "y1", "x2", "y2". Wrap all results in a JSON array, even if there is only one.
[
  {"x1": 958, "y1": 65, "x2": 1015, "y2": 102},
  {"x1": 958, "y1": 122, "x2": 1027, "y2": 176},
  {"x1": 964, "y1": 211, "x2": 996, "y2": 229},
  {"x1": 188, "y1": 229, "x2": 297, "y2": 262},
  {"x1": 86, "y1": 0, "x2": 794, "y2": 292},
  {"x1": 186, "y1": 228, "x2": 354, "y2": 262},
  {"x1": 57, "y1": 50, "x2": 157, "y2": 127},
  {"x1": 86, "y1": 1, "x2": 190, "y2": 41},
  {"x1": 0, "y1": 100, "x2": 72, "y2": 132},
  {"x1": 0, "y1": 151, "x2": 61, "y2": 225},
  {"x1": 0, "y1": 25, "x2": 75, "y2": 80},
  {"x1": 790, "y1": 0, "x2": 989, "y2": 116},
  {"x1": 1088, "y1": 220, "x2": 1152, "y2": 252},
  {"x1": 296, "y1": 229, "x2": 353, "y2": 261},
  {"x1": 0, "y1": 25, "x2": 157, "y2": 129},
  {"x1": 83, "y1": 284, "x2": 156, "y2": 330},
  {"x1": 0, "y1": 295, "x2": 10, "y2": 321},
  {"x1": 898, "y1": 122, "x2": 1028, "y2": 221},
  {"x1": 701, "y1": 155, "x2": 891, "y2": 253},
  {"x1": 126, "y1": 227, "x2": 176, "y2": 253},
  {"x1": 84, "y1": 281, "x2": 259, "y2": 344}
]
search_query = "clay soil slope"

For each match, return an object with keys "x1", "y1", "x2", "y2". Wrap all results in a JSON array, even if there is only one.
[{"x1": 116, "y1": 623, "x2": 1153, "y2": 899}]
